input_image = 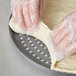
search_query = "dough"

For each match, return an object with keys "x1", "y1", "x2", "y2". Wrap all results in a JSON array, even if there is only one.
[{"x1": 9, "y1": 0, "x2": 76, "y2": 74}]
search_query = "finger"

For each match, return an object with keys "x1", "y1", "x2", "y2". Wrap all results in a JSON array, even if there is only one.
[
  {"x1": 52, "y1": 14, "x2": 72, "y2": 39},
  {"x1": 22, "y1": 0, "x2": 32, "y2": 31},
  {"x1": 12, "y1": 0, "x2": 26, "y2": 30},
  {"x1": 51, "y1": 20, "x2": 67, "y2": 47},
  {"x1": 51, "y1": 24, "x2": 70, "y2": 47},
  {"x1": 52, "y1": 20, "x2": 65, "y2": 39},
  {"x1": 55, "y1": 34, "x2": 71, "y2": 54},
  {"x1": 64, "y1": 41, "x2": 76, "y2": 57},
  {"x1": 29, "y1": 0, "x2": 39, "y2": 30},
  {"x1": 51, "y1": 14, "x2": 75, "y2": 47}
]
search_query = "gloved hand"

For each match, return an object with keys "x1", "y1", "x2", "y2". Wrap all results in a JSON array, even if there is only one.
[
  {"x1": 11, "y1": 0, "x2": 45, "y2": 31},
  {"x1": 51, "y1": 12, "x2": 76, "y2": 60}
]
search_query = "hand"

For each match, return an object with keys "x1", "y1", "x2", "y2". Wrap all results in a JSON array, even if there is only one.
[
  {"x1": 51, "y1": 12, "x2": 76, "y2": 58},
  {"x1": 11, "y1": 0, "x2": 45, "y2": 31}
]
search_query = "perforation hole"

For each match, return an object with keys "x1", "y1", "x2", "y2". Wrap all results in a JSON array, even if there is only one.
[
  {"x1": 21, "y1": 40, "x2": 25, "y2": 44},
  {"x1": 40, "y1": 52, "x2": 44, "y2": 55},
  {"x1": 36, "y1": 56, "x2": 40, "y2": 59},
  {"x1": 23, "y1": 44, "x2": 27, "y2": 47},
  {"x1": 32, "y1": 54, "x2": 36, "y2": 57},
  {"x1": 31, "y1": 44, "x2": 35, "y2": 47},
  {"x1": 43, "y1": 47, "x2": 47, "y2": 50},
  {"x1": 34, "y1": 46, "x2": 37, "y2": 50},
  {"x1": 41, "y1": 59, "x2": 44, "y2": 62},
  {"x1": 45, "y1": 61, "x2": 49, "y2": 64},
  {"x1": 44, "y1": 54, "x2": 48, "y2": 57},
  {"x1": 34, "y1": 38, "x2": 37, "y2": 41},
  {"x1": 29, "y1": 50, "x2": 33, "y2": 53},
  {"x1": 37, "y1": 41, "x2": 40, "y2": 44},
  {"x1": 19, "y1": 37, "x2": 23, "y2": 40},
  {"x1": 19, "y1": 34, "x2": 22, "y2": 37},
  {"x1": 29, "y1": 40, "x2": 32, "y2": 43},
  {"x1": 26, "y1": 47, "x2": 29, "y2": 51},
  {"x1": 27, "y1": 37, "x2": 30, "y2": 40},
  {"x1": 40, "y1": 44, "x2": 43, "y2": 47},
  {"x1": 37, "y1": 49, "x2": 40, "y2": 52}
]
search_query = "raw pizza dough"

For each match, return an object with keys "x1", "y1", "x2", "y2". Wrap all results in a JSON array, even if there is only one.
[{"x1": 9, "y1": 0, "x2": 76, "y2": 74}]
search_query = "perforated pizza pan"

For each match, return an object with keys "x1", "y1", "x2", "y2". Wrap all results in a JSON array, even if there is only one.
[
  {"x1": 9, "y1": 27, "x2": 51, "y2": 68},
  {"x1": 9, "y1": 16, "x2": 76, "y2": 76}
]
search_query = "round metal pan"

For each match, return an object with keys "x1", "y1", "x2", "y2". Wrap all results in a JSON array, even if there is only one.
[{"x1": 9, "y1": 16, "x2": 76, "y2": 76}]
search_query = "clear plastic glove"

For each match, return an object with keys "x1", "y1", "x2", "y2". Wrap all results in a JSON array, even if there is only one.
[
  {"x1": 11, "y1": 0, "x2": 45, "y2": 31},
  {"x1": 51, "y1": 12, "x2": 76, "y2": 60}
]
